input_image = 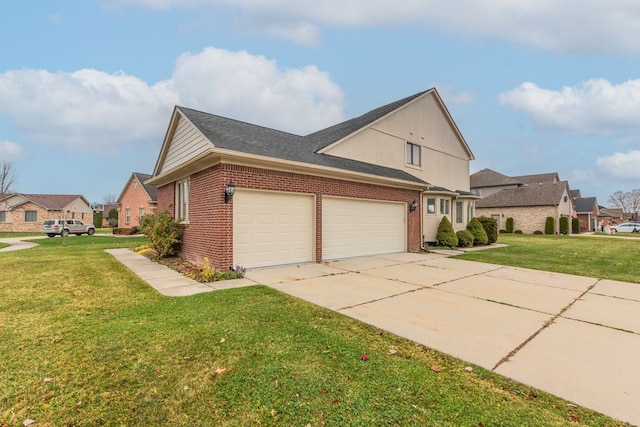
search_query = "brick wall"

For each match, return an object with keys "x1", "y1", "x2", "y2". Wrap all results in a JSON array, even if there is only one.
[
  {"x1": 0, "y1": 203, "x2": 82, "y2": 232},
  {"x1": 158, "y1": 163, "x2": 422, "y2": 269},
  {"x1": 476, "y1": 205, "x2": 561, "y2": 234},
  {"x1": 118, "y1": 181, "x2": 157, "y2": 228}
]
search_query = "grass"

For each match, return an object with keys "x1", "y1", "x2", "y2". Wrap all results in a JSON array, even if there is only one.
[
  {"x1": 0, "y1": 234, "x2": 630, "y2": 426},
  {"x1": 456, "y1": 233, "x2": 640, "y2": 283}
]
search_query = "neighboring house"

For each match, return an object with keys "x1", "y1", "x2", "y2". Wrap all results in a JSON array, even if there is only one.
[
  {"x1": 147, "y1": 88, "x2": 477, "y2": 270},
  {"x1": 573, "y1": 197, "x2": 599, "y2": 232},
  {"x1": 598, "y1": 206, "x2": 624, "y2": 227},
  {"x1": 0, "y1": 193, "x2": 93, "y2": 232},
  {"x1": 116, "y1": 172, "x2": 158, "y2": 228},
  {"x1": 472, "y1": 169, "x2": 573, "y2": 233}
]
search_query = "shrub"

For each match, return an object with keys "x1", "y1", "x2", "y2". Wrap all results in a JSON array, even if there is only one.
[
  {"x1": 515, "y1": 230, "x2": 523, "y2": 234},
  {"x1": 108, "y1": 208, "x2": 118, "y2": 228},
  {"x1": 456, "y1": 230, "x2": 474, "y2": 247},
  {"x1": 113, "y1": 227, "x2": 139, "y2": 235},
  {"x1": 477, "y1": 216, "x2": 498, "y2": 244},
  {"x1": 499, "y1": 229, "x2": 507, "y2": 234},
  {"x1": 505, "y1": 217, "x2": 514, "y2": 233},
  {"x1": 466, "y1": 218, "x2": 489, "y2": 245},
  {"x1": 93, "y1": 211, "x2": 103, "y2": 228},
  {"x1": 559, "y1": 216, "x2": 569, "y2": 235},
  {"x1": 436, "y1": 216, "x2": 458, "y2": 248},
  {"x1": 139, "y1": 211, "x2": 185, "y2": 259},
  {"x1": 545, "y1": 217, "x2": 555, "y2": 234},
  {"x1": 533, "y1": 230, "x2": 543, "y2": 235},
  {"x1": 572, "y1": 217, "x2": 580, "y2": 234}
]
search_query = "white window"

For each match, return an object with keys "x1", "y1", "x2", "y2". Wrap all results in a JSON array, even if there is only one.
[
  {"x1": 125, "y1": 208, "x2": 131, "y2": 224},
  {"x1": 139, "y1": 207, "x2": 145, "y2": 221},
  {"x1": 426, "y1": 198, "x2": 436, "y2": 214},
  {"x1": 406, "y1": 142, "x2": 421, "y2": 166},
  {"x1": 440, "y1": 199, "x2": 450, "y2": 215},
  {"x1": 456, "y1": 201, "x2": 463, "y2": 224},
  {"x1": 25, "y1": 211, "x2": 37, "y2": 222},
  {"x1": 467, "y1": 202, "x2": 474, "y2": 223},
  {"x1": 0, "y1": 211, "x2": 6, "y2": 222},
  {"x1": 176, "y1": 177, "x2": 190, "y2": 222}
]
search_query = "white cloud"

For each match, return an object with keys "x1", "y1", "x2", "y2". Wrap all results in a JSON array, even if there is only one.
[
  {"x1": 110, "y1": 0, "x2": 640, "y2": 54},
  {"x1": 499, "y1": 79, "x2": 640, "y2": 138},
  {"x1": 0, "y1": 140, "x2": 25, "y2": 160},
  {"x1": 596, "y1": 151, "x2": 640, "y2": 181},
  {"x1": 0, "y1": 48, "x2": 345, "y2": 152}
]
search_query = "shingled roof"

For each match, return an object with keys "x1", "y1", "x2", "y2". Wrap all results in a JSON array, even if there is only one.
[
  {"x1": 178, "y1": 106, "x2": 429, "y2": 185},
  {"x1": 3, "y1": 194, "x2": 88, "y2": 210},
  {"x1": 512, "y1": 172, "x2": 559, "y2": 184},
  {"x1": 475, "y1": 181, "x2": 569, "y2": 208},
  {"x1": 132, "y1": 172, "x2": 157, "y2": 202},
  {"x1": 573, "y1": 197, "x2": 597, "y2": 214},
  {"x1": 470, "y1": 168, "x2": 521, "y2": 188}
]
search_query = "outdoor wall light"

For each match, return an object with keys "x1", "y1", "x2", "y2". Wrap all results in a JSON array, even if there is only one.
[
  {"x1": 224, "y1": 180, "x2": 236, "y2": 204},
  {"x1": 409, "y1": 199, "x2": 418, "y2": 212}
]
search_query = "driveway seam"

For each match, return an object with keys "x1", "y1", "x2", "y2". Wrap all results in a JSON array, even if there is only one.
[{"x1": 491, "y1": 278, "x2": 601, "y2": 371}]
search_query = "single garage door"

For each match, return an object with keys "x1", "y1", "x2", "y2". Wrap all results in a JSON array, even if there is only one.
[
  {"x1": 322, "y1": 197, "x2": 405, "y2": 260},
  {"x1": 234, "y1": 190, "x2": 314, "y2": 268}
]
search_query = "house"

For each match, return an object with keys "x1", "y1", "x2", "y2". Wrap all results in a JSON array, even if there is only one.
[
  {"x1": 471, "y1": 169, "x2": 573, "y2": 234},
  {"x1": 116, "y1": 172, "x2": 158, "y2": 228},
  {"x1": 146, "y1": 89, "x2": 477, "y2": 270},
  {"x1": 598, "y1": 206, "x2": 624, "y2": 227},
  {"x1": 573, "y1": 196, "x2": 599, "y2": 232},
  {"x1": 0, "y1": 193, "x2": 93, "y2": 232}
]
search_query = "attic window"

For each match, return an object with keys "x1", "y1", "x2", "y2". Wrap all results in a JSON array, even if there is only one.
[{"x1": 406, "y1": 142, "x2": 421, "y2": 166}]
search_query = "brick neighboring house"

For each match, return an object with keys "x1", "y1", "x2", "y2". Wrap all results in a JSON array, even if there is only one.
[
  {"x1": 472, "y1": 169, "x2": 573, "y2": 234},
  {"x1": 598, "y1": 206, "x2": 624, "y2": 227},
  {"x1": 573, "y1": 196, "x2": 599, "y2": 232},
  {"x1": 116, "y1": 172, "x2": 158, "y2": 228},
  {"x1": 147, "y1": 88, "x2": 477, "y2": 270},
  {"x1": 0, "y1": 193, "x2": 93, "y2": 232}
]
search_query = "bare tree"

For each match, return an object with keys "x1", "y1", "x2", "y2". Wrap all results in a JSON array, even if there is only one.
[
  {"x1": 608, "y1": 190, "x2": 630, "y2": 212},
  {"x1": 0, "y1": 160, "x2": 17, "y2": 194},
  {"x1": 608, "y1": 189, "x2": 640, "y2": 220},
  {"x1": 103, "y1": 193, "x2": 117, "y2": 205}
]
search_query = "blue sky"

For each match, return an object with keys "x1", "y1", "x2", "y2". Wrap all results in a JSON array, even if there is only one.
[{"x1": 2, "y1": 1, "x2": 640, "y2": 205}]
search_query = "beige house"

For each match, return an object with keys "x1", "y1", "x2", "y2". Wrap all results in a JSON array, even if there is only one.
[
  {"x1": 147, "y1": 88, "x2": 477, "y2": 270},
  {"x1": 116, "y1": 172, "x2": 158, "y2": 228},
  {"x1": 0, "y1": 194, "x2": 93, "y2": 232},
  {"x1": 472, "y1": 169, "x2": 574, "y2": 234}
]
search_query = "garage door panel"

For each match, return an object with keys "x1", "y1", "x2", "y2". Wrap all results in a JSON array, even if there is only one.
[
  {"x1": 234, "y1": 190, "x2": 314, "y2": 268},
  {"x1": 323, "y1": 197, "x2": 405, "y2": 260}
]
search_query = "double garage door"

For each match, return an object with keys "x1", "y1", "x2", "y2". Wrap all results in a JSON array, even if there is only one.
[{"x1": 233, "y1": 190, "x2": 406, "y2": 268}]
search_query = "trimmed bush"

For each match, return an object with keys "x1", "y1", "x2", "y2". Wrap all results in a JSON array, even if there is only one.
[
  {"x1": 436, "y1": 216, "x2": 458, "y2": 248},
  {"x1": 572, "y1": 217, "x2": 580, "y2": 234},
  {"x1": 477, "y1": 216, "x2": 498, "y2": 244},
  {"x1": 93, "y1": 211, "x2": 103, "y2": 228},
  {"x1": 456, "y1": 230, "x2": 474, "y2": 247},
  {"x1": 515, "y1": 230, "x2": 523, "y2": 234},
  {"x1": 559, "y1": 216, "x2": 569, "y2": 235},
  {"x1": 108, "y1": 208, "x2": 118, "y2": 228},
  {"x1": 505, "y1": 217, "x2": 514, "y2": 233},
  {"x1": 533, "y1": 230, "x2": 543, "y2": 235},
  {"x1": 466, "y1": 217, "x2": 489, "y2": 245},
  {"x1": 139, "y1": 211, "x2": 185, "y2": 258},
  {"x1": 545, "y1": 217, "x2": 555, "y2": 234}
]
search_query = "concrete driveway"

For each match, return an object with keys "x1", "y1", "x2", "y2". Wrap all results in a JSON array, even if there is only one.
[{"x1": 245, "y1": 252, "x2": 640, "y2": 425}]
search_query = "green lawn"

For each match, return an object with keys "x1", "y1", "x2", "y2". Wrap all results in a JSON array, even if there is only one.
[
  {"x1": 456, "y1": 233, "x2": 640, "y2": 284},
  {"x1": 0, "y1": 235, "x2": 629, "y2": 426}
]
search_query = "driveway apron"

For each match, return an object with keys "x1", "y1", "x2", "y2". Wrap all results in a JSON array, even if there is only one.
[{"x1": 245, "y1": 252, "x2": 640, "y2": 426}]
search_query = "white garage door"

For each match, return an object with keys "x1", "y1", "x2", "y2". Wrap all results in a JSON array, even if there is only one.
[
  {"x1": 233, "y1": 190, "x2": 314, "y2": 268},
  {"x1": 322, "y1": 197, "x2": 405, "y2": 260}
]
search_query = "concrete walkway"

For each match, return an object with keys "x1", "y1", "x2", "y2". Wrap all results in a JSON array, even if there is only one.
[{"x1": 0, "y1": 236, "x2": 44, "y2": 252}]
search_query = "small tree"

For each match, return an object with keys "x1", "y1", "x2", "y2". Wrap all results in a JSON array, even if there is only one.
[
  {"x1": 572, "y1": 217, "x2": 580, "y2": 234},
  {"x1": 477, "y1": 216, "x2": 498, "y2": 244},
  {"x1": 108, "y1": 208, "x2": 118, "y2": 228},
  {"x1": 436, "y1": 216, "x2": 458, "y2": 248},
  {"x1": 94, "y1": 211, "x2": 103, "y2": 228},
  {"x1": 466, "y1": 217, "x2": 489, "y2": 245},
  {"x1": 559, "y1": 216, "x2": 569, "y2": 235},
  {"x1": 139, "y1": 211, "x2": 184, "y2": 258},
  {"x1": 505, "y1": 217, "x2": 514, "y2": 233},
  {"x1": 545, "y1": 217, "x2": 555, "y2": 234}
]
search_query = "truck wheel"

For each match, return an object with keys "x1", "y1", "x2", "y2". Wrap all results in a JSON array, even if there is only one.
[
  {"x1": 87, "y1": 228, "x2": 95, "y2": 236},
  {"x1": 62, "y1": 229, "x2": 70, "y2": 237}
]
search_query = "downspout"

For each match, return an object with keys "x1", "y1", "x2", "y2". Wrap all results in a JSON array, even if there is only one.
[{"x1": 420, "y1": 185, "x2": 431, "y2": 251}]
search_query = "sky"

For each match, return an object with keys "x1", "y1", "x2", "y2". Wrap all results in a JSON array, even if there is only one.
[{"x1": 1, "y1": 1, "x2": 640, "y2": 206}]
